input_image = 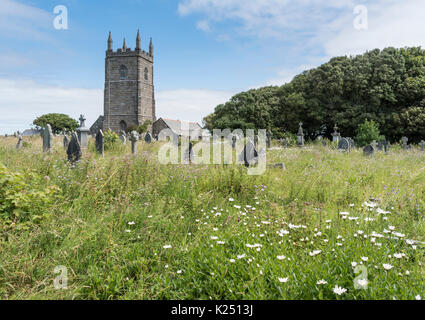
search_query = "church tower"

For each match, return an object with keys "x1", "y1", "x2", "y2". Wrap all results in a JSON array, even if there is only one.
[{"x1": 103, "y1": 30, "x2": 156, "y2": 132}]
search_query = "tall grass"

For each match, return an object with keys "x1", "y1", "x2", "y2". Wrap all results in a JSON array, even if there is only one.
[{"x1": 0, "y1": 136, "x2": 424, "y2": 299}]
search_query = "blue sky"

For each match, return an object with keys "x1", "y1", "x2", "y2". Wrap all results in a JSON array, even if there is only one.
[{"x1": 1, "y1": 0, "x2": 425, "y2": 134}]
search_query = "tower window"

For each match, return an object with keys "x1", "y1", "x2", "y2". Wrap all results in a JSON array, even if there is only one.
[
  {"x1": 144, "y1": 67, "x2": 148, "y2": 81},
  {"x1": 120, "y1": 65, "x2": 128, "y2": 79}
]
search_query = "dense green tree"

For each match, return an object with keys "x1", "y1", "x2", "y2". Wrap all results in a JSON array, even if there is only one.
[
  {"x1": 204, "y1": 47, "x2": 425, "y2": 143},
  {"x1": 33, "y1": 113, "x2": 79, "y2": 134},
  {"x1": 355, "y1": 119, "x2": 385, "y2": 147}
]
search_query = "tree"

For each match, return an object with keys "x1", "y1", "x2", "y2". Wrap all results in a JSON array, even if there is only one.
[
  {"x1": 33, "y1": 114, "x2": 78, "y2": 134},
  {"x1": 355, "y1": 119, "x2": 384, "y2": 147}
]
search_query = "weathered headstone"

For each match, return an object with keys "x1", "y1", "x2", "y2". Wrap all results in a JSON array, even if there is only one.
[
  {"x1": 67, "y1": 132, "x2": 82, "y2": 163},
  {"x1": 363, "y1": 144, "x2": 375, "y2": 156},
  {"x1": 338, "y1": 138, "x2": 350, "y2": 152},
  {"x1": 42, "y1": 124, "x2": 53, "y2": 153},
  {"x1": 297, "y1": 122, "x2": 304, "y2": 147},
  {"x1": 63, "y1": 135, "x2": 69, "y2": 150},
  {"x1": 401, "y1": 137, "x2": 408, "y2": 150},
  {"x1": 76, "y1": 114, "x2": 90, "y2": 149},
  {"x1": 239, "y1": 140, "x2": 258, "y2": 167},
  {"x1": 120, "y1": 131, "x2": 127, "y2": 144},
  {"x1": 130, "y1": 131, "x2": 139, "y2": 154},
  {"x1": 419, "y1": 140, "x2": 425, "y2": 152},
  {"x1": 144, "y1": 131, "x2": 152, "y2": 144},
  {"x1": 16, "y1": 135, "x2": 23, "y2": 150},
  {"x1": 95, "y1": 129, "x2": 104, "y2": 157}
]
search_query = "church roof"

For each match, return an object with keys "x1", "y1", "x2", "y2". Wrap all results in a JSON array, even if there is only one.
[{"x1": 159, "y1": 118, "x2": 202, "y2": 136}]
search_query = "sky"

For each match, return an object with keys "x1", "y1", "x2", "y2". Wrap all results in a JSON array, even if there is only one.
[{"x1": 1, "y1": 0, "x2": 425, "y2": 134}]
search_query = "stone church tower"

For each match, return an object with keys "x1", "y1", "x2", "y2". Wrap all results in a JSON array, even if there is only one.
[{"x1": 103, "y1": 30, "x2": 156, "y2": 132}]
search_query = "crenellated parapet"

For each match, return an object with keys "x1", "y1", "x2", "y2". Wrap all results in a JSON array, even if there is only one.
[{"x1": 106, "y1": 30, "x2": 153, "y2": 62}]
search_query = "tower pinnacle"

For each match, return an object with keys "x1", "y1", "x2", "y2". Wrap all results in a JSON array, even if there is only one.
[
  {"x1": 123, "y1": 38, "x2": 127, "y2": 51},
  {"x1": 108, "y1": 31, "x2": 113, "y2": 51},
  {"x1": 149, "y1": 37, "x2": 153, "y2": 56},
  {"x1": 136, "y1": 29, "x2": 141, "y2": 50}
]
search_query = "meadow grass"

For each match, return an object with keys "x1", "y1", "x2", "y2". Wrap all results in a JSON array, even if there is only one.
[{"x1": 0, "y1": 136, "x2": 424, "y2": 300}]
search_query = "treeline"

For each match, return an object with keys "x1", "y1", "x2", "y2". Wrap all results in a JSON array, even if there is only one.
[{"x1": 204, "y1": 47, "x2": 425, "y2": 143}]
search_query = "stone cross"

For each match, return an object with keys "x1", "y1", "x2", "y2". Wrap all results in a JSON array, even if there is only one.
[
  {"x1": 95, "y1": 130, "x2": 104, "y2": 157},
  {"x1": 76, "y1": 114, "x2": 90, "y2": 149},
  {"x1": 42, "y1": 124, "x2": 53, "y2": 153},
  {"x1": 16, "y1": 135, "x2": 23, "y2": 150},
  {"x1": 297, "y1": 122, "x2": 304, "y2": 147},
  {"x1": 130, "y1": 131, "x2": 139, "y2": 154},
  {"x1": 67, "y1": 132, "x2": 82, "y2": 163},
  {"x1": 332, "y1": 125, "x2": 341, "y2": 143},
  {"x1": 419, "y1": 140, "x2": 425, "y2": 152}
]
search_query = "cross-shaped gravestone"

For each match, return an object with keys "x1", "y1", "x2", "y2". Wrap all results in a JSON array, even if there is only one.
[
  {"x1": 76, "y1": 114, "x2": 90, "y2": 149},
  {"x1": 79, "y1": 114, "x2": 86, "y2": 127},
  {"x1": 95, "y1": 130, "x2": 104, "y2": 157},
  {"x1": 130, "y1": 131, "x2": 139, "y2": 154},
  {"x1": 332, "y1": 125, "x2": 340, "y2": 143},
  {"x1": 419, "y1": 140, "x2": 425, "y2": 152}
]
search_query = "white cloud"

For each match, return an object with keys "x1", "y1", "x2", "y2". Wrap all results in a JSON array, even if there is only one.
[
  {"x1": 0, "y1": 78, "x2": 102, "y2": 134},
  {"x1": 196, "y1": 20, "x2": 211, "y2": 32},
  {"x1": 0, "y1": 0, "x2": 53, "y2": 40},
  {"x1": 156, "y1": 89, "x2": 234, "y2": 125},
  {"x1": 0, "y1": 79, "x2": 234, "y2": 134}
]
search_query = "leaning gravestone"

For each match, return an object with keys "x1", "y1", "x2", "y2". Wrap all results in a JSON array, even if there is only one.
[
  {"x1": 239, "y1": 140, "x2": 258, "y2": 167},
  {"x1": 130, "y1": 131, "x2": 139, "y2": 154},
  {"x1": 67, "y1": 132, "x2": 82, "y2": 163},
  {"x1": 338, "y1": 138, "x2": 350, "y2": 152},
  {"x1": 16, "y1": 135, "x2": 23, "y2": 150},
  {"x1": 42, "y1": 124, "x2": 53, "y2": 153},
  {"x1": 119, "y1": 131, "x2": 127, "y2": 144},
  {"x1": 144, "y1": 131, "x2": 152, "y2": 144},
  {"x1": 95, "y1": 130, "x2": 104, "y2": 157},
  {"x1": 363, "y1": 144, "x2": 375, "y2": 156}
]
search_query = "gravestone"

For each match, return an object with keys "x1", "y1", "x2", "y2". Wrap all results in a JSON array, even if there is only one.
[
  {"x1": 363, "y1": 144, "x2": 375, "y2": 156},
  {"x1": 130, "y1": 131, "x2": 139, "y2": 154},
  {"x1": 144, "y1": 131, "x2": 152, "y2": 144},
  {"x1": 332, "y1": 125, "x2": 341, "y2": 143},
  {"x1": 377, "y1": 140, "x2": 385, "y2": 151},
  {"x1": 63, "y1": 135, "x2": 70, "y2": 150},
  {"x1": 401, "y1": 137, "x2": 408, "y2": 150},
  {"x1": 338, "y1": 138, "x2": 350, "y2": 152},
  {"x1": 266, "y1": 130, "x2": 272, "y2": 149},
  {"x1": 120, "y1": 131, "x2": 127, "y2": 144},
  {"x1": 95, "y1": 129, "x2": 104, "y2": 157},
  {"x1": 419, "y1": 140, "x2": 425, "y2": 152},
  {"x1": 322, "y1": 140, "x2": 327, "y2": 147},
  {"x1": 239, "y1": 140, "x2": 258, "y2": 167},
  {"x1": 297, "y1": 122, "x2": 304, "y2": 147},
  {"x1": 232, "y1": 135, "x2": 237, "y2": 149},
  {"x1": 348, "y1": 138, "x2": 355, "y2": 149},
  {"x1": 183, "y1": 141, "x2": 195, "y2": 163},
  {"x1": 371, "y1": 140, "x2": 378, "y2": 150},
  {"x1": 16, "y1": 135, "x2": 23, "y2": 150},
  {"x1": 42, "y1": 124, "x2": 53, "y2": 153},
  {"x1": 283, "y1": 138, "x2": 289, "y2": 148},
  {"x1": 76, "y1": 114, "x2": 90, "y2": 149},
  {"x1": 67, "y1": 132, "x2": 82, "y2": 163}
]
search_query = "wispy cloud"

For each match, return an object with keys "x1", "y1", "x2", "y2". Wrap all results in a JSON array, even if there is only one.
[{"x1": 0, "y1": 0, "x2": 53, "y2": 40}]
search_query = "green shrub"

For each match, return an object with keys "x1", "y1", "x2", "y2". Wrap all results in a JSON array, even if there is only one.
[
  {"x1": 0, "y1": 163, "x2": 61, "y2": 226},
  {"x1": 355, "y1": 119, "x2": 385, "y2": 147},
  {"x1": 104, "y1": 130, "x2": 119, "y2": 150}
]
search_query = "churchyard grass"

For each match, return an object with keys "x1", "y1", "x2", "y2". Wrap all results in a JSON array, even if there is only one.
[{"x1": 0, "y1": 136, "x2": 424, "y2": 300}]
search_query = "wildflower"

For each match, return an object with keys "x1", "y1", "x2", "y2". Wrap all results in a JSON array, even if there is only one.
[
  {"x1": 383, "y1": 264, "x2": 393, "y2": 270},
  {"x1": 229, "y1": 259, "x2": 235, "y2": 263},
  {"x1": 177, "y1": 270, "x2": 182, "y2": 274},
  {"x1": 217, "y1": 241, "x2": 225, "y2": 245},
  {"x1": 333, "y1": 285, "x2": 347, "y2": 295},
  {"x1": 125, "y1": 230, "x2": 131, "y2": 233},
  {"x1": 339, "y1": 212, "x2": 349, "y2": 216},
  {"x1": 163, "y1": 245, "x2": 172, "y2": 249},
  {"x1": 361, "y1": 257, "x2": 369, "y2": 262},
  {"x1": 356, "y1": 279, "x2": 369, "y2": 288},
  {"x1": 210, "y1": 236, "x2": 219, "y2": 240},
  {"x1": 277, "y1": 255, "x2": 286, "y2": 260},
  {"x1": 128, "y1": 221, "x2": 135, "y2": 225},
  {"x1": 237, "y1": 254, "x2": 246, "y2": 259},
  {"x1": 394, "y1": 253, "x2": 405, "y2": 259},
  {"x1": 317, "y1": 279, "x2": 327, "y2": 285},
  {"x1": 234, "y1": 205, "x2": 241, "y2": 209},
  {"x1": 229, "y1": 198, "x2": 234, "y2": 202},
  {"x1": 309, "y1": 250, "x2": 322, "y2": 257},
  {"x1": 278, "y1": 277, "x2": 289, "y2": 283},
  {"x1": 416, "y1": 295, "x2": 421, "y2": 300}
]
